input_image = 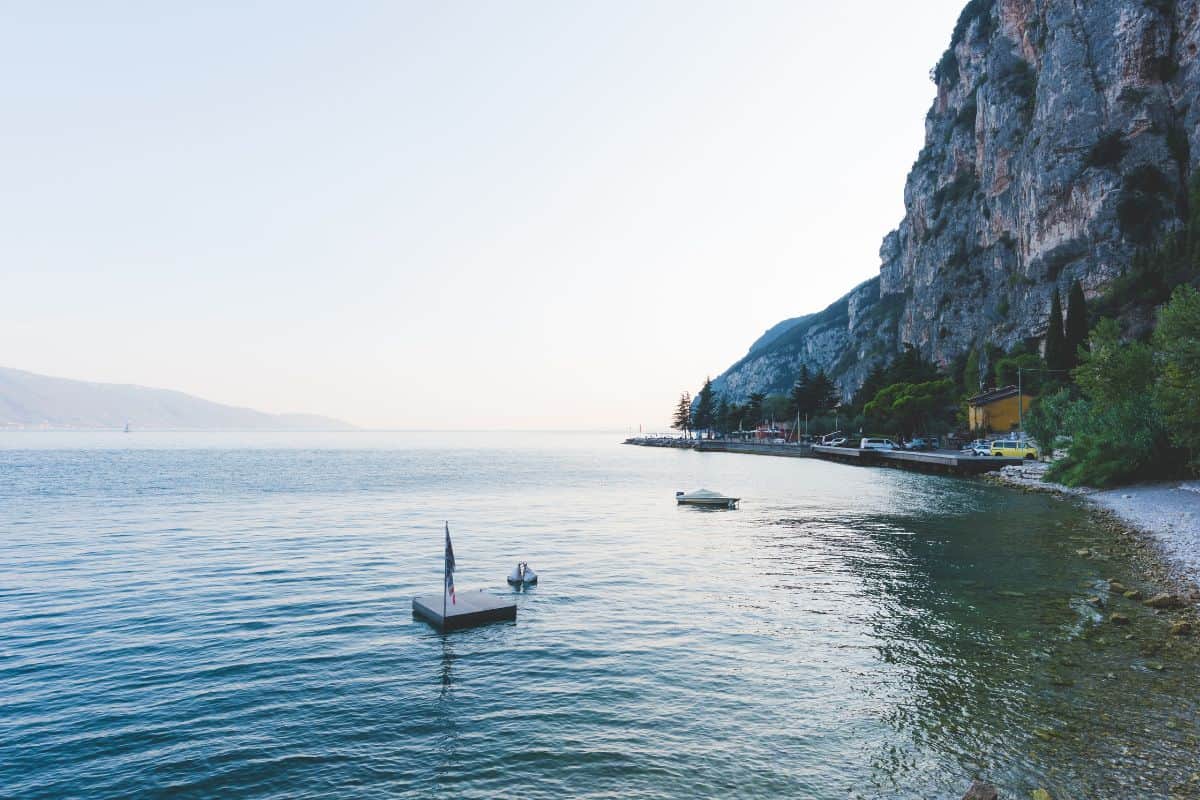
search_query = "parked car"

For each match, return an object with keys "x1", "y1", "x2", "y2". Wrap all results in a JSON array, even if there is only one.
[
  {"x1": 962, "y1": 440, "x2": 991, "y2": 456},
  {"x1": 991, "y1": 439, "x2": 1039, "y2": 459},
  {"x1": 907, "y1": 437, "x2": 937, "y2": 451},
  {"x1": 860, "y1": 437, "x2": 898, "y2": 451},
  {"x1": 828, "y1": 437, "x2": 849, "y2": 447}
]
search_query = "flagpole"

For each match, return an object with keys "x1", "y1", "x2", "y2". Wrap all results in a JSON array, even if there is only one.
[{"x1": 443, "y1": 521, "x2": 449, "y2": 622}]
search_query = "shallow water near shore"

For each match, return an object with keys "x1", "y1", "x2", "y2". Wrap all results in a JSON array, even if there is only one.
[{"x1": 2, "y1": 431, "x2": 1198, "y2": 799}]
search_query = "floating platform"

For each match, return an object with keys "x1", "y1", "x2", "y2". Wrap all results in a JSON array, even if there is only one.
[{"x1": 412, "y1": 589, "x2": 516, "y2": 631}]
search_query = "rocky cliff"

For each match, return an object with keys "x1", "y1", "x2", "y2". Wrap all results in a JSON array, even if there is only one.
[{"x1": 711, "y1": 0, "x2": 1200, "y2": 403}]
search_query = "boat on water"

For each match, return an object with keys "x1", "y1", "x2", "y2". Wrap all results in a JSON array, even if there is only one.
[
  {"x1": 507, "y1": 562, "x2": 538, "y2": 586},
  {"x1": 675, "y1": 489, "x2": 740, "y2": 509}
]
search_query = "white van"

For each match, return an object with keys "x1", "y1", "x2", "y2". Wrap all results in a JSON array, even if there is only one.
[{"x1": 860, "y1": 437, "x2": 898, "y2": 451}]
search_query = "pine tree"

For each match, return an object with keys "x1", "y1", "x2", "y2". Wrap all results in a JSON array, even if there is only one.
[
  {"x1": 790, "y1": 365, "x2": 812, "y2": 416},
  {"x1": 810, "y1": 370, "x2": 839, "y2": 412},
  {"x1": 1065, "y1": 279, "x2": 1089, "y2": 368},
  {"x1": 714, "y1": 398, "x2": 730, "y2": 435},
  {"x1": 1044, "y1": 289, "x2": 1068, "y2": 374},
  {"x1": 672, "y1": 392, "x2": 692, "y2": 435},
  {"x1": 745, "y1": 392, "x2": 766, "y2": 428}
]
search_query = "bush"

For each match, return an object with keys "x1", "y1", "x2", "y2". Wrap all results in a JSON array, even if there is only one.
[
  {"x1": 1154, "y1": 285, "x2": 1200, "y2": 471},
  {"x1": 1116, "y1": 165, "x2": 1174, "y2": 245},
  {"x1": 1085, "y1": 131, "x2": 1129, "y2": 169},
  {"x1": 1046, "y1": 318, "x2": 1181, "y2": 486},
  {"x1": 1025, "y1": 387, "x2": 1079, "y2": 453}
]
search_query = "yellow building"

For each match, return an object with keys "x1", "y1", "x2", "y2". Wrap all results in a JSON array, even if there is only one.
[{"x1": 968, "y1": 386, "x2": 1035, "y2": 433}]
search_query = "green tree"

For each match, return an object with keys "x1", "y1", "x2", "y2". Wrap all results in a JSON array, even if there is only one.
[
  {"x1": 994, "y1": 352, "x2": 1048, "y2": 393},
  {"x1": 809, "y1": 370, "x2": 840, "y2": 412},
  {"x1": 745, "y1": 392, "x2": 766, "y2": 428},
  {"x1": 962, "y1": 347, "x2": 981, "y2": 394},
  {"x1": 1064, "y1": 279, "x2": 1089, "y2": 368},
  {"x1": 1047, "y1": 319, "x2": 1175, "y2": 487},
  {"x1": 863, "y1": 379, "x2": 957, "y2": 439},
  {"x1": 1044, "y1": 288, "x2": 1068, "y2": 374},
  {"x1": 714, "y1": 397, "x2": 731, "y2": 436},
  {"x1": 1024, "y1": 386, "x2": 1079, "y2": 454},
  {"x1": 672, "y1": 392, "x2": 692, "y2": 436},
  {"x1": 762, "y1": 394, "x2": 791, "y2": 425},
  {"x1": 789, "y1": 365, "x2": 812, "y2": 417},
  {"x1": 693, "y1": 378, "x2": 716, "y2": 435},
  {"x1": 1154, "y1": 285, "x2": 1200, "y2": 471}
]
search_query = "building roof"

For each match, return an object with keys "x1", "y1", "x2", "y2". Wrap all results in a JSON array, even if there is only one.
[{"x1": 967, "y1": 385, "x2": 1029, "y2": 406}]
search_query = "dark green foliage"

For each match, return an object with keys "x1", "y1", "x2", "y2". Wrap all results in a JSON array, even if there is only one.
[
  {"x1": 994, "y1": 351, "x2": 1050, "y2": 393},
  {"x1": 714, "y1": 398, "x2": 730, "y2": 435},
  {"x1": 1154, "y1": 285, "x2": 1200, "y2": 471},
  {"x1": 963, "y1": 348, "x2": 982, "y2": 393},
  {"x1": 955, "y1": 94, "x2": 978, "y2": 130},
  {"x1": 997, "y1": 295, "x2": 1010, "y2": 317},
  {"x1": 1099, "y1": 172, "x2": 1200, "y2": 314},
  {"x1": 932, "y1": 0, "x2": 995, "y2": 85},
  {"x1": 809, "y1": 370, "x2": 839, "y2": 413},
  {"x1": 864, "y1": 379, "x2": 958, "y2": 439},
  {"x1": 849, "y1": 346, "x2": 940, "y2": 414},
  {"x1": 692, "y1": 378, "x2": 715, "y2": 433},
  {"x1": 1084, "y1": 131, "x2": 1129, "y2": 169},
  {"x1": 1044, "y1": 289, "x2": 1068, "y2": 373},
  {"x1": 933, "y1": 171, "x2": 980, "y2": 212},
  {"x1": 933, "y1": 50, "x2": 960, "y2": 87},
  {"x1": 1025, "y1": 386, "x2": 1078, "y2": 452},
  {"x1": 993, "y1": 55, "x2": 1037, "y2": 119},
  {"x1": 1047, "y1": 319, "x2": 1182, "y2": 486},
  {"x1": 1117, "y1": 164, "x2": 1174, "y2": 245},
  {"x1": 672, "y1": 392, "x2": 692, "y2": 434},
  {"x1": 1167, "y1": 125, "x2": 1190, "y2": 168},
  {"x1": 1065, "y1": 280, "x2": 1088, "y2": 368},
  {"x1": 745, "y1": 392, "x2": 766, "y2": 428}
]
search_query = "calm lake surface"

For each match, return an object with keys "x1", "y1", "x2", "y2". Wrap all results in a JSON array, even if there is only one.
[{"x1": 2, "y1": 432, "x2": 1198, "y2": 799}]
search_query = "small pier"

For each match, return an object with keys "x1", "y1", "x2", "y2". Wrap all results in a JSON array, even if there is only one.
[
  {"x1": 413, "y1": 590, "x2": 516, "y2": 631},
  {"x1": 811, "y1": 445, "x2": 1024, "y2": 475}
]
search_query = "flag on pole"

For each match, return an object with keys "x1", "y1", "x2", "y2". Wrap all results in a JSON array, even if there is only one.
[{"x1": 444, "y1": 522, "x2": 456, "y2": 606}]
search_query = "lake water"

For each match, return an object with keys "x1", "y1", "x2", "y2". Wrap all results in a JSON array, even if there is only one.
[{"x1": 2, "y1": 432, "x2": 1197, "y2": 799}]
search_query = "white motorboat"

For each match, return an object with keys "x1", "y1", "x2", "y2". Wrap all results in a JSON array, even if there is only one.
[
  {"x1": 507, "y1": 561, "x2": 538, "y2": 586},
  {"x1": 675, "y1": 489, "x2": 740, "y2": 509}
]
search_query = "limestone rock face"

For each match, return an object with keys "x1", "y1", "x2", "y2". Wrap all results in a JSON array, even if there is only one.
[{"x1": 711, "y1": 0, "x2": 1199, "y2": 403}]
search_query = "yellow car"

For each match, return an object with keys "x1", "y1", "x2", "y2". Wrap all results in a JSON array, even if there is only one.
[{"x1": 990, "y1": 439, "x2": 1038, "y2": 459}]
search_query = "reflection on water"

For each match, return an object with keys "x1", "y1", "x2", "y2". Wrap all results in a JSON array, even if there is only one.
[{"x1": 0, "y1": 432, "x2": 1196, "y2": 799}]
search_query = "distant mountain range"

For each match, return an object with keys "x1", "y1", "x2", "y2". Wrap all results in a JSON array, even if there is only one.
[{"x1": 0, "y1": 367, "x2": 356, "y2": 431}]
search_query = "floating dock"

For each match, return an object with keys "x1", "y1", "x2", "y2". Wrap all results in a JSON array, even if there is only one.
[
  {"x1": 412, "y1": 589, "x2": 516, "y2": 631},
  {"x1": 811, "y1": 445, "x2": 1024, "y2": 475}
]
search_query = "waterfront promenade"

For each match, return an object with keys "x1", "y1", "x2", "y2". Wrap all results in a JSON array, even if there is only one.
[{"x1": 624, "y1": 437, "x2": 1023, "y2": 476}]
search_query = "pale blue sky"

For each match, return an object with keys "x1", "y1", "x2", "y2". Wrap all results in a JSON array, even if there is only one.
[{"x1": 3, "y1": 1, "x2": 965, "y2": 429}]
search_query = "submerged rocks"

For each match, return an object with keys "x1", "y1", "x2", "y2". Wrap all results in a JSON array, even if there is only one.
[
  {"x1": 961, "y1": 780, "x2": 998, "y2": 800},
  {"x1": 1110, "y1": 613, "x2": 1131, "y2": 625},
  {"x1": 1124, "y1": 590, "x2": 1143, "y2": 601},
  {"x1": 1170, "y1": 621, "x2": 1193, "y2": 637},
  {"x1": 1031, "y1": 789, "x2": 1053, "y2": 800},
  {"x1": 1145, "y1": 593, "x2": 1186, "y2": 610}
]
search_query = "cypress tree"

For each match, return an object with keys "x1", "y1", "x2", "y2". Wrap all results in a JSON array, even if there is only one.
[
  {"x1": 1065, "y1": 279, "x2": 1088, "y2": 367},
  {"x1": 1044, "y1": 289, "x2": 1068, "y2": 374}
]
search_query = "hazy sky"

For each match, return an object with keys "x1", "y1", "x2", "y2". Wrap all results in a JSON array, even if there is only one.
[{"x1": 3, "y1": 1, "x2": 966, "y2": 429}]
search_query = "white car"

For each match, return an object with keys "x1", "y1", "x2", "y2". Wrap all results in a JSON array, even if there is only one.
[{"x1": 860, "y1": 437, "x2": 898, "y2": 451}]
